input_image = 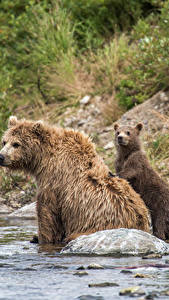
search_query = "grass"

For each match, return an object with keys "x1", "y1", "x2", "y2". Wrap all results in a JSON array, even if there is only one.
[{"x1": 0, "y1": 1, "x2": 168, "y2": 131}]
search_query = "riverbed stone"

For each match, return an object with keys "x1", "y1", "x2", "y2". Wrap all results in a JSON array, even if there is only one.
[
  {"x1": 89, "y1": 282, "x2": 119, "y2": 288},
  {"x1": 61, "y1": 229, "x2": 169, "y2": 256},
  {"x1": 119, "y1": 286, "x2": 145, "y2": 296},
  {"x1": 142, "y1": 253, "x2": 162, "y2": 259},
  {"x1": 77, "y1": 296, "x2": 104, "y2": 300},
  {"x1": 87, "y1": 263, "x2": 104, "y2": 270},
  {"x1": 8, "y1": 202, "x2": 36, "y2": 219}
]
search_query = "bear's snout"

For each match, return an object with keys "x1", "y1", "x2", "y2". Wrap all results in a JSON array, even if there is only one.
[
  {"x1": 118, "y1": 136, "x2": 123, "y2": 143},
  {"x1": 0, "y1": 154, "x2": 4, "y2": 166}
]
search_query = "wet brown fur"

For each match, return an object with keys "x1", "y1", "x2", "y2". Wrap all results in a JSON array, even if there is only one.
[
  {"x1": 0, "y1": 117, "x2": 150, "y2": 244},
  {"x1": 114, "y1": 123, "x2": 169, "y2": 240}
]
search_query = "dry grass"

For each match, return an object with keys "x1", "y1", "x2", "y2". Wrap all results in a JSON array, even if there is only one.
[
  {"x1": 88, "y1": 34, "x2": 131, "y2": 94},
  {"x1": 144, "y1": 132, "x2": 169, "y2": 182},
  {"x1": 100, "y1": 94, "x2": 125, "y2": 125},
  {"x1": 45, "y1": 59, "x2": 95, "y2": 103}
]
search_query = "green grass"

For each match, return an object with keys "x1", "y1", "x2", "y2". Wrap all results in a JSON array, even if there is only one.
[{"x1": 0, "y1": 0, "x2": 168, "y2": 134}]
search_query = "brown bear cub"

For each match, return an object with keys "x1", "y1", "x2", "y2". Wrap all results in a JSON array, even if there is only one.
[
  {"x1": 114, "y1": 122, "x2": 169, "y2": 240},
  {"x1": 0, "y1": 116, "x2": 150, "y2": 244}
]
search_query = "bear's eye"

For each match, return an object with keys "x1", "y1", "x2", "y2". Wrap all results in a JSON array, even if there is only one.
[
  {"x1": 13, "y1": 143, "x2": 20, "y2": 148},
  {"x1": 126, "y1": 131, "x2": 130, "y2": 136},
  {"x1": 2, "y1": 141, "x2": 6, "y2": 146}
]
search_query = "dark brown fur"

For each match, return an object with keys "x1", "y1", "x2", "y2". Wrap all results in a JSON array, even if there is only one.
[
  {"x1": 0, "y1": 117, "x2": 151, "y2": 244},
  {"x1": 114, "y1": 123, "x2": 169, "y2": 240}
]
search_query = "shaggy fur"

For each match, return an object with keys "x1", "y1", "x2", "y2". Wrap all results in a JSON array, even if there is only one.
[
  {"x1": 0, "y1": 116, "x2": 150, "y2": 244},
  {"x1": 114, "y1": 123, "x2": 169, "y2": 240}
]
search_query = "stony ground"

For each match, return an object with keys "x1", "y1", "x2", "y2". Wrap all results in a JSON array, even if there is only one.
[{"x1": 0, "y1": 90, "x2": 169, "y2": 213}]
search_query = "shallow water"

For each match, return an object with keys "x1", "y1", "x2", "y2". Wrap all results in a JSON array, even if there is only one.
[{"x1": 0, "y1": 217, "x2": 169, "y2": 300}]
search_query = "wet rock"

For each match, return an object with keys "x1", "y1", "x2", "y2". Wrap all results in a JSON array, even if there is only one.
[
  {"x1": 43, "y1": 264, "x2": 68, "y2": 270},
  {"x1": 133, "y1": 273, "x2": 152, "y2": 278},
  {"x1": 160, "y1": 289, "x2": 169, "y2": 296},
  {"x1": 77, "y1": 295, "x2": 104, "y2": 300},
  {"x1": 89, "y1": 282, "x2": 119, "y2": 288},
  {"x1": 76, "y1": 265, "x2": 86, "y2": 270},
  {"x1": 142, "y1": 254, "x2": 162, "y2": 259},
  {"x1": 8, "y1": 202, "x2": 36, "y2": 219},
  {"x1": 61, "y1": 229, "x2": 169, "y2": 256},
  {"x1": 144, "y1": 292, "x2": 159, "y2": 299},
  {"x1": 119, "y1": 286, "x2": 145, "y2": 296},
  {"x1": 87, "y1": 263, "x2": 104, "y2": 270},
  {"x1": 73, "y1": 271, "x2": 88, "y2": 276},
  {"x1": 120, "y1": 270, "x2": 133, "y2": 274}
]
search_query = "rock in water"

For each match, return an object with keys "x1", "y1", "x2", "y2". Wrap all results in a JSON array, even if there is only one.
[
  {"x1": 61, "y1": 229, "x2": 169, "y2": 256},
  {"x1": 8, "y1": 202, "x2": 36, "y2": 219}
]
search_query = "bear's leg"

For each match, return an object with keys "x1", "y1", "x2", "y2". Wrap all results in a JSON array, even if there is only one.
[
  {"x1": 36, "y1": 191, "x2": 65, "y2": 244},
  {"x1": 37, "y1": 205, "x2": 65, "y2": 244}
]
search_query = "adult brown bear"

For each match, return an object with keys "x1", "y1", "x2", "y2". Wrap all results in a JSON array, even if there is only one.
[{"x1": 0, "y1": 116, "x2": 150, "y2": 244}]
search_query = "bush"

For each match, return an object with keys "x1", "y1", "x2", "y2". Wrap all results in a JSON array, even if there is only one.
[
  {"x1": 61, "y1": 0, "x2": 162, "y2": 51},
  {"x1": 117, "y1": 0, "x2": 169, "y2": 109}
]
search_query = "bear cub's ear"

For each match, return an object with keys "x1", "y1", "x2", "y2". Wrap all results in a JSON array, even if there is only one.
[
  {"x1": 135, "y1": 123, "x2": 143, "y2": 133},
  {"x1": 32, "y1": 121, "x2": 44, "y2": 139},
  {"x1": 8, "y1": 116, "x2": 18, "y2": 128},
  {"x1": 114, "y1": 123, "x2": 119, "y2": 131}
]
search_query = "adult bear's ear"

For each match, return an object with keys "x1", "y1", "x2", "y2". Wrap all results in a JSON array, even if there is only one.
[
  {"x1": 8, "y1": 116, "x2": 18, "y2": 128},
  {"x1": 32, "y1": 121, "x2": 44, "y2": 139},
  {"x1": 135, "y1": 123, "x2": 143, "y2": 134},
  {"x1": 114, "y1": 123, "x2": 119, "y2": 131}
]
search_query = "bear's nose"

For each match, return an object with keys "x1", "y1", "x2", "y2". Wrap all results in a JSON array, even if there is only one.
[
  {"x1": 0, "y1": 154, "x2": 4, "y2": 165},
  {"x1": 118, "y1": 136, "x2": 123, "y2": 142}
]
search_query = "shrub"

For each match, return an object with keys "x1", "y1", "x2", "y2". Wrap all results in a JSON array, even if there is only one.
[{"x1": 117, "y1": 0, "x2": 169, "y2": 109}]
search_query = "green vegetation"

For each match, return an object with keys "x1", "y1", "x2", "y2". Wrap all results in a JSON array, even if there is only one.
[{"x1": 0, "y1": 0, "x2": 168, "y2": 130}]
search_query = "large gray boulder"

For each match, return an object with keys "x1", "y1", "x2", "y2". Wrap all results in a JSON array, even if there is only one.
[{"x1": 61, "y1": 228, "x2": 169, "y2": 256}]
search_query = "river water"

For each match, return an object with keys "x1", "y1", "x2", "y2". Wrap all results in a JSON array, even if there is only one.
[{"x1": 0, "y1": 217, "x2": 169, "y2": 300}]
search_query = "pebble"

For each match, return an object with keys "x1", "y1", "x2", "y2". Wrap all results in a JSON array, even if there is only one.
[
  {"x1": 144, "y1": 292, "x2": 159, "y2": 299},
  {"x1": 160, "y1": 289, "x2": 169, "y2": 296},
  {"x1": 89, "y1": 282, "x2": 119, "y2": 288},
  {"x1": 133, "y1": 273, "x2": 152, "y2": 278},
  {"x1": 165, "y1": 259, "x2": 169, "y2": 264},
  {"x1": 78, "y1": 119, "x2": 87, "y2": 127},
  {"x1": 87, "y1": 263, "x2": 104, "y2": 270},
  {"x1": 142, "y1": 254, "x2": 162, "y2": 259},
  {"x1": 103, "y1": 141, "x2": 114, "y2": 150},
  {"x1": 120, "y1": 270, "x2": 133, "y2": 274},
  {"x1": 119, "y1": 286, "x2": 145, "y2": 296},
  {"x1": 80, "y1": 95, "x2": 91, "y2": 105},
  {"x1": 76, "y1": 265, "x2": 85, "y2": 270},
  {"x1": 77, "y1": 295, "x2": 104, "y2": 300}
]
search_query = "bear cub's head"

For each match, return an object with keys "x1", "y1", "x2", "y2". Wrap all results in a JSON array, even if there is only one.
[
  {"x1": 114, "y1": 123, "x2": 143, "y2": 148},
  {"x1": 0, "y1": 116, "x2": 45, "y2": 171}
]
